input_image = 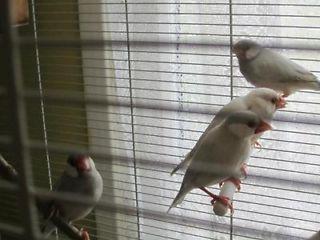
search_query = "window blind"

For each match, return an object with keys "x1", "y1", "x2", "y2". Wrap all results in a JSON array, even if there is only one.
[{"x1": 0, "y1": 0, "x2": 319, "y2": 240}]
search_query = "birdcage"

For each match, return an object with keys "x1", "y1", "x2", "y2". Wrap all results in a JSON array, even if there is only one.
[{"x1": 0, "y1": 0, "x2": 319, "y2": 240}]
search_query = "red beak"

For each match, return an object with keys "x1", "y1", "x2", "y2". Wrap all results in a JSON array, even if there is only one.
[
  {"x1": 255, "y1": 121, "x2": 273, "y2": 134},
  {"x1": 75, "y1": 157, "x2": 91, "y2": 172},
  {"x1": 276, "y1": 96, "x2": 287, "y2": 109}
]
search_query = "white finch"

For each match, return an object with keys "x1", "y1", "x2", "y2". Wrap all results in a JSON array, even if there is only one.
[
  {"x1": 171, "y1": 88, "x2": 285, "y2": 176},
  {"x1": 168, "y1": 111, "x2": 272, "y2": 212},
  {"x1": 233, "y1": 39, "x2": 320, "y2": 96},
  {"x1": 40, "y1": 154, "x2": 103, "y2": 240}
]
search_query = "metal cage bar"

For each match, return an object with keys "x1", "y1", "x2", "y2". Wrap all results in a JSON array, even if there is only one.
[{"x1": 1, "y1": 0, "x2": 39, "y2": 239}]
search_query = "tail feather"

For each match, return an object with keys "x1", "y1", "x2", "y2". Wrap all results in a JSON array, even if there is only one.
[
  {"x1": 167, "y1": 185, "x2": 189, "y2": 213},
  {"x1": 311, "y1": 76, "x2": 320, "y2": 90},
  {"x1": 305, "y1": 73, "x2": 320, "y2": 91}
]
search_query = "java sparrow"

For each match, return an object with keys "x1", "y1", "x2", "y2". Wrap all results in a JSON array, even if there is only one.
[
  {"x1": 168, "y1": 111, "x2": 272, "y2": 212},
  {"x1": 40, "y1": 154, "x2": 103, "y2": 240},
  {"x1": 233, "y1": 39, "x2": 320, "y2": 96}
]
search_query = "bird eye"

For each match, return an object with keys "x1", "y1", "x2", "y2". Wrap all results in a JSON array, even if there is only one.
[
  {"x1": 271, "y1": 97, "x2": 277, "y2": 104},
  {"x1": 67, "y1": 157, "x2": 75, "y2": 167},
  {"x1": 247, "y1": 121, "x2": 255, "y2": 128}
]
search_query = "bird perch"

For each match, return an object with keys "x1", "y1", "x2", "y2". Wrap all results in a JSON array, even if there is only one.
[
  {"x1": 213, "y1": 180, "x2": 237, "y2": 216},
  {"x1": 0, "y1": 154, "x2": 84, "y2": 240}
]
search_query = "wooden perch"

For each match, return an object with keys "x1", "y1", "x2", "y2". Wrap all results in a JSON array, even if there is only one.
[{"x1": 0, "y1": 154, "x2": 84, "y2": 240}]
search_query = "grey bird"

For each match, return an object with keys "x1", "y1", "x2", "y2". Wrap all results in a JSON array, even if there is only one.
[
  {"x1": 168, "y1": 111, "x2": 272, "y2": 212},
  {"x1": 171, "y1": 88, "x2": 285, "y2": 176},
  {"x1": 233, "y1": 39, "x2": 320, "y2": 96},
  {"x1": 40, "y1": 154, "x2": 103, "y2": 240}
]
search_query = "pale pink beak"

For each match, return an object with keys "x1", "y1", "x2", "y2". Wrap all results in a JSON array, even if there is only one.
[
  {"x1": 255, "y1": 121, "x2": 273, "y2": 134},
  {"x1": 276, "y1": 96, "x2": 287, "y2": 109},
  {"x1": 76, "y1": 157, "x2": 91, "y2": 172}
]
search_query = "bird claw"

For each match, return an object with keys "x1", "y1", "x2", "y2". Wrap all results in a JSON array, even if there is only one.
[
  {"x1": 219, "y1": 176, "x2": 242, "y2": 190},
  {"x1": 80, "y1": 228, "x2": 90, "y2": 240},
  {"x1": 210, "y1": 195, "x2": 233, "y2": 214},
  {"x1": 240, "y1": 163, "x2": 248, "y2": 179},
  {"x1": 199, "y1": 187, "x2": 234, "y2": 214},
  {"x1": 277, "y1": 95, "x2": 287, "y2": 109},
  {"x1": 253, "y1": 141, "x2": 262, "y2": 150},
  {"x1": 222, "y1": 177, "x2": 242, "y2": 191}
]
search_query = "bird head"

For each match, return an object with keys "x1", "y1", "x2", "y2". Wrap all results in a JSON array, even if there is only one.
[
  {"x1": 246, "y1": 88, "x2": 286, "y2": 120},
  {"x1": 233, "y1": 39, "x2": 262, "y2": 61},
  {"x1": 66, "y1": 154, "x2": 95, "y2": 177},
  {"x1": 226, "y1": 111, "x2": 272, "y2": 138}
]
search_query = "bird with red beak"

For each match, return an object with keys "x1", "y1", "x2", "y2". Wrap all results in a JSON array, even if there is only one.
[
  {"x1": 41, "y1": 154, "x2": 103, "y2": 240},
  {"x1": 171, "y1": 88, "x2": 285, "y2": 177},
  {"x1": 233, "y1": 39, "x2": 320, "y2": 96},
  {"x1": 168, "y1": 111, "x2": 273, "y2": 213}
]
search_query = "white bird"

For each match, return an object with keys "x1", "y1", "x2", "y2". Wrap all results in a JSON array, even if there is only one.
[
  {"x1": 171, "y1": 88, "x2": 285, "y2": 176},
  {"x1": 40, "y1": 154, "x2": 103, "y2": 240},
  {"x1": 233, "y1": 39, "x2": 320, "y2": 96},
  {"x1": 168, "y1": 111, "x2": 272, "y2": 212}
]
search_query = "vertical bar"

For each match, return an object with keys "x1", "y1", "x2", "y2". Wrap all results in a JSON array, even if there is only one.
[
  {"x1": 124, "y1": 0, "x2": 141, "y2": 239},
  {"x1": 30, "y1": 0, "x2": 53, "y2": 191},
  {"x1": 229, "y1": 0, "x2": 234, "y2": 101},
  {"x1": 0, "y1": 1, "x2": 39, "y2": 239},
  {"x1": 29, "y1": 1, "x2": 57, "y2": 239},
  {"x1": 228, "y1": 0, "x2": 234, "y2": 240}
]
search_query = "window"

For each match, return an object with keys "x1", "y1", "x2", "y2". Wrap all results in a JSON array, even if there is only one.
[{"x1": 0, "y1": 0, "x2": 319, "y2": 240}]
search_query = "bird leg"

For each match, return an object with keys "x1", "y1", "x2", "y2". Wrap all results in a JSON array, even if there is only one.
[
  {"x1": 80, "y1": 228, "x2": 90, "y2": 240},
  {"x1": 199, "y1": 187, "x2": 233, "y2": 213},
  {"x1": 219, "y1": 177, "x2": 242, "y2": 191}
]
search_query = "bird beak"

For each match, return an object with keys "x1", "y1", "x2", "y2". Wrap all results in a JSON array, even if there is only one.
[
  {"x1": 255, "y1": 121, "x2": 273, "y2": 134},
  {"x1": 76, "y1": 157, "x2": 91, "y2": 172},
  {"x1": 276, "y1": 96, "x2": 287, "y2": 109}
]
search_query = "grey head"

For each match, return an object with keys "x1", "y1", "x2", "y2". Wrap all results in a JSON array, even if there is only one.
[
  {"x1": 247, "y1": 88, "x2": 286, "y2": 110},
  {"x1": 65, "y1": 153, "x2": 96, "y2": 178},
  {"x1": 233, "y1": 39, "x2": 262, "y2": 61}
]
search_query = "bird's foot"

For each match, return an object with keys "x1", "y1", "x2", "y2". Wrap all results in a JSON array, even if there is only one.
[
  {"x1": 80, "y1": 228, "x2": 90, "y2": 240},
  {"x1": 240, "y1": 163, "x2": 248, "y2": 179},
  {"x1": 222, "y1": 177, "x2": 241, "y2": 191},
  {"x1": 199, "y1": 186, "x2": 233, "y2": 213},
  {"x1": 277, "y1": 95, "x2": 287, "y2": 109},
  {"x1": 210, "y1": 196, "x2": 233, "y2": 214},
  {"x1": 253, "y1": 141, "x2": 262, "y2": 150}
]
